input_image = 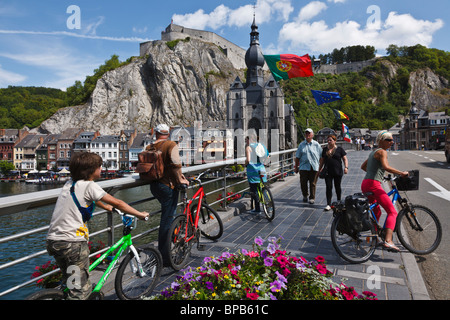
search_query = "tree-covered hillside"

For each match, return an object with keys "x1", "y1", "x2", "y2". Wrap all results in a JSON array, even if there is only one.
[
  {"x1": 0, "y1": 44, "x2": 448, "y2": 132},
  {"x1": 0, "y1": 86, "x2": 68, "y2": 129},
  {"x1": 281, "y1": 44, "x2": 449, "y2": 133}
]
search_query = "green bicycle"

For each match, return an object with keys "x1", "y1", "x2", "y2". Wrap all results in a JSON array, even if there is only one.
[
  {"x1": 245, "y1": 170, "x2": 275, "y2": 221},
  {"x1": 26, "y1": 209, "x2": 162, "y2": 300}
]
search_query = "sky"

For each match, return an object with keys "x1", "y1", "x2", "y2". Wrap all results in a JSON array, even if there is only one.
[{"x1": 0, "y1": 0, "x2": 448, "y2": 90}]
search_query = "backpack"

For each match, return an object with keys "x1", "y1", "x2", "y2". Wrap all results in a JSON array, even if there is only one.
[{"x1": 135, "y1": 143, "x2": 165, "y2": 181}]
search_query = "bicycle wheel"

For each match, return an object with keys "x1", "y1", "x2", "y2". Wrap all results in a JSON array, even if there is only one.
[
  {"x1": 330, "y1": 214, "x2": 378, "y2": 263},
  {"x1": 396, "y1": 205, "x2": 442, "y2": 255},
  {"x1": 261, "y1": 187, "x2": 275, "y2": 221},
  {"x1": 115, "y1": 244, "x2": 162, "y2": 300},
  {"x1": 192, "y1": 203, "x2": 223, "y2": 240},
  {"x1": 167, "y1": 215, "x2": 193, "y2": 271},
  {"x1": 26, "y1": 288, "x2": 65, "y2": 300}
]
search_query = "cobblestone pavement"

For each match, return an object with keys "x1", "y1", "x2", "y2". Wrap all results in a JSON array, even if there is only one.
[{"x1": 104, "y1": 151, "x2": 430, "y2": 301}]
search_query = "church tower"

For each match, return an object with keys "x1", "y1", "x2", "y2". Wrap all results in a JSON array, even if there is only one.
[{"x1": 227, "y1": 17, "x2": 296, "y2": 151}]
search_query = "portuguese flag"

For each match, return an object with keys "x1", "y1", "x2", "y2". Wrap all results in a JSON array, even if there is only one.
[{"x1": 264, "y1": 54, "x2": 314, "y2": 81}]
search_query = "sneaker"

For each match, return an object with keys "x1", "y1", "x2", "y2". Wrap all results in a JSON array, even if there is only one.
[
  {"x1": 324, "y1": 205, "x2": 331, "y2": 211},
  {"x1": 303, "y1": 197, "x2": 308, "y2": 203},
  {"x1": 309, "y1": 199, "x2": 315, "y2": 204},
  {"x1": 250, "y1": 209, "x2": 262, "y2": 214}
]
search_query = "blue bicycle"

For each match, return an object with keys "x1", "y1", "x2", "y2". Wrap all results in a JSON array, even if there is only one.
[{"x1": 330, "y1": 172, "x2": 442, "y2": 263}]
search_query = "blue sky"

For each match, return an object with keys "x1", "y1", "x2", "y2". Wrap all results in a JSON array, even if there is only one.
[{"x1": 0, "y1": 0, "x2": 448, "y2": 90}]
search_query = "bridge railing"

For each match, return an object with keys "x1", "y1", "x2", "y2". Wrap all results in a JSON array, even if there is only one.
[{"x1": 0, "y1": 149, "x2": 297, "y2": 298}]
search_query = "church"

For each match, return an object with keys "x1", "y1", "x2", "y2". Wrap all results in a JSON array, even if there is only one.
[{"x1": 226, "y1": 17, "x2": 297, "y2": 153}]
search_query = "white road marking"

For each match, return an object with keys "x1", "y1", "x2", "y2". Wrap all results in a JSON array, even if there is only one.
[{"x1": 425, "y1": 178, "x2": 450, "y2": 202}]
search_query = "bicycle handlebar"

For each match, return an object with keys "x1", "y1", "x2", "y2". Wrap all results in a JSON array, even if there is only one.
[
  {"x1": 178, "y1": 169, "x2": 211, "y2": 190},
  {"x1": 112, "y1": 208, "x2": 148, "y2": 221}
]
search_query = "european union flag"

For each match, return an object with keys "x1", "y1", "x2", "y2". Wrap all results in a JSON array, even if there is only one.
[{"x1": 311, "y1": 90, "x2": 342, "y2": 105}]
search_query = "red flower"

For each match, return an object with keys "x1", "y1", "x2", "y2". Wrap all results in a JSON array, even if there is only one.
[
  {"x1": 342, "y1": 290, "x2": 354, "y2": 300},
  {"x1": 315, "y1": 256, "x2": 325, "y2": 264},
  {"x1": 246, "y1": 292, "x2": 259, "y2": 300}
]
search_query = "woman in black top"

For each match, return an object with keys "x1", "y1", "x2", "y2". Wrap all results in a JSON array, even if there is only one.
[{"x1": 319, "y1": 134, "x2": 348, "y2": 211}]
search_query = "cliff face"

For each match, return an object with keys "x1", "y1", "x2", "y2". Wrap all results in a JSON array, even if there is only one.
[
  {"x1": 376, "y1": 59, "x2": 449, "y2": 109},
  {"x1": 36, "y1": 39, "x2": 243, "y2": 134},
  {"x1": 409, "y1": 68, "x2": 449, "y2": 110}
]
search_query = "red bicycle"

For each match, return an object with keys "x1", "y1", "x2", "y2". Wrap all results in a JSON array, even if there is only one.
[{"x1": 167, "y1": 169, "x2": 224, "y2": 270}]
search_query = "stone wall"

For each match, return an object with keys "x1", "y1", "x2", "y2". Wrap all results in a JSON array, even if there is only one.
[{"x1": 140, "y1": 24, "x2": 247, "y2": 70}]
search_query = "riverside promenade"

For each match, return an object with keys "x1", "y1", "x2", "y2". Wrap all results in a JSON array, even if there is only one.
[{"x1": 104, "y1": 150, "x2": 430, "y2": 300}]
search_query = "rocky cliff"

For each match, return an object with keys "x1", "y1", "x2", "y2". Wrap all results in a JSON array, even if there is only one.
[
  {"x1": 36, "y1": 38, "x2": 244, "y2": 134},
  {"x1": 374, "y1": 59, "x2": 448, "y2": 109}
]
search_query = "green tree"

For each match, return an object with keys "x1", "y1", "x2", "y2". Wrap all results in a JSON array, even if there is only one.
[{"x1": 0, "y1": 160, "x2": 15, "y2": 175}]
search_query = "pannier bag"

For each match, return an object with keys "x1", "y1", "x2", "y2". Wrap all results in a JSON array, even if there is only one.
[
  {"x1": 343, "y1": 193, "x2": 372, "y2": 233},
  {"x1": 135, "y1": 144, "x2": 164, "y2": 181},
  {"x1": 396, "y1": 170, "x2": 419, "y2": 191}
]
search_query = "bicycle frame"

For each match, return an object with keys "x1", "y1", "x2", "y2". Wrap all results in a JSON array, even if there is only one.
[
  {"x1": 181, "y1": 183, "x2": 205, "y2": 243},
  {"x1": 63, "y1": 217, "x2": 145, "y2": 296},
  {"x1": 89, "y1": 233, "x2": 141, "y2": 293},
  {"x1": 368, "y1": 185, "x2": 402, "y2": 229}
]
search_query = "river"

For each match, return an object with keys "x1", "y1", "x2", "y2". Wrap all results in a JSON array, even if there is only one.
[{"x1": 0, "y1": 178, "x2": 245, "y2": 300}]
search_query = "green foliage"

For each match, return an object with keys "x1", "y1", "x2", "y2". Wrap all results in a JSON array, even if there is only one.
[
  {"x1": 0, "y1": 86, "x2": 68, "y2": 129},
  {"x1": 0, "y1": 160, "x2": 16, "y2": 175},
  {"x1": 166, "y1": 37, "x2": 191, "y2": 50},
  {"x1": 318, "y1": 45, "x2": 376, "y2": 64},
  {"x1": 385, "y1": 44, "x2": 450, "y2": 80}
]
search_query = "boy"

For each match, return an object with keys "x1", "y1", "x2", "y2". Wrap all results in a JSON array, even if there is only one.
[{"x1": 46, "y1": 152, "x2": 149, "y2": 300}]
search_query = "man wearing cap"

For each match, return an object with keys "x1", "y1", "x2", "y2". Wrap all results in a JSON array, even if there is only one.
[
  {"x1": 294, "y1": 128, "x2": 323, "y2": 204},
  {"x1": 148, "y1": 124, "x2": 189, "y2": 265}
]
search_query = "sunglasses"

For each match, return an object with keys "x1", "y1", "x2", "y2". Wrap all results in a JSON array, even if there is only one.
[{"x1": 384, "y1": 139, "x2": 393, "y2": 142}]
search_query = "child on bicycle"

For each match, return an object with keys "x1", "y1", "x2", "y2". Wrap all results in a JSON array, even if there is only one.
[
  {"x1": 46, "y1": 152, "x2": 149, "y2": 300},
  {"x1": 245, "y1": 133, "x2": 269, "y2": 213},
  {"x1": 361, "y1": 131, "x2": 408, "y2": 252}
]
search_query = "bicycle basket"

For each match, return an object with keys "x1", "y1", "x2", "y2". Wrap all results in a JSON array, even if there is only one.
[{"x1": 396, "y1": 170, "x2": 419, "y2": 191}]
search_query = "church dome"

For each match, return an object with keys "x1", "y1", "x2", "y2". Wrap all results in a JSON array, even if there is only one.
[
  {"x1": 245, "y1": 17, "x2": 265, "y2": 69},
  {"x1": 245, "y1": 45, "x2": 265, "y2": 68}
]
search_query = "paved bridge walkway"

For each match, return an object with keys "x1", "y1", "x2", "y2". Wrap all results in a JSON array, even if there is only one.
[{"x1": 102, "y1": 150, "x2": 430, "y2": 300}]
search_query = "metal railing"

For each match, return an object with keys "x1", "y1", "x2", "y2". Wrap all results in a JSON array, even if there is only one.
[{"x1": 0, "y1": 149, "x2": 297, "y2": 298}]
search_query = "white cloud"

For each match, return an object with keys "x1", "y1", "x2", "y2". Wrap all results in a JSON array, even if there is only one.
[
  {"x1": 0, "y1": 29, "x2": 150, "y2": 42},
  {"x1": 172, "y1": 0, "x2": 294, "y2": 30},
  {"x1": 279, "y1": 7, "x2": 444, "y2": 54},
  {"x1": 0, "y1": 65, "x2": 26, "y2": 87},
  {"x1": 297, "y1": 1, "x2": 327, "y2": 22}
]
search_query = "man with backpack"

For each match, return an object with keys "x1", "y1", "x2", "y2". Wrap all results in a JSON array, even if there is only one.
[{"x1": 141, "y1": 124, "x2": 189, "y2": 266}]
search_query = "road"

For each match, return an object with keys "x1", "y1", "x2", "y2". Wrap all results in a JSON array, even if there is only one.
[{"x1": 386, "y1": 149, "x2": 449, "y2": 300}]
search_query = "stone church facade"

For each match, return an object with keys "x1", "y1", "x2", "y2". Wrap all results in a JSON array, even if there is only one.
[{"x1": 226, "y1": 18, "x2": 297, "y2": 152}]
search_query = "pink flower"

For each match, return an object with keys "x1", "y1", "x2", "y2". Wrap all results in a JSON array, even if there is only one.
[{"x1": 247, "y1": 251, "x2": 259, "y2": 258}]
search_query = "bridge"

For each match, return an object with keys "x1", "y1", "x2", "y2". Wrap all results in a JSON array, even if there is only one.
[{"x1": 0, "y1": 149, "x2": 430, "y2": 300}]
